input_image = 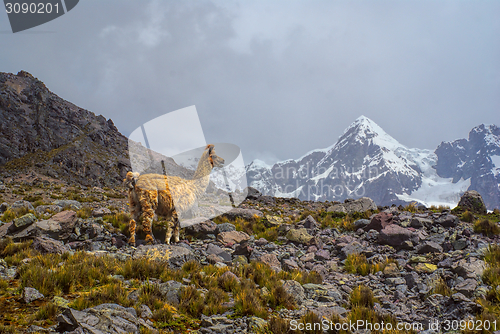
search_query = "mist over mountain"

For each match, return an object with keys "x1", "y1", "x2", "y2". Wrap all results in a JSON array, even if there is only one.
[{"x1": 246, "y1": 116, "x2": 500, "y2": 210}]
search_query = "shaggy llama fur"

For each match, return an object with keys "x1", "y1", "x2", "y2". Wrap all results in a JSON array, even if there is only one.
[{"x1": 124, "y1": 144, "x2": 224, "y2": 245}]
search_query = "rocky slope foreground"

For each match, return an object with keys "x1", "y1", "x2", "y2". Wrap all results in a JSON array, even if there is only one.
[{"x1": 0, "y1": 172, "x2": 500, "y2": 333}]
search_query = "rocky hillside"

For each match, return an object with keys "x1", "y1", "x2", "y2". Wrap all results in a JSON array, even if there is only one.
[
  {"x1": 0, "y1": 176, "x2": 499, "y2": 333},
  {"x1": 246, "y1": 116, "x2": 500, "y2": 210},
  {"x1": 0, "y1": 71, "x2": 131, "y2": 187}
]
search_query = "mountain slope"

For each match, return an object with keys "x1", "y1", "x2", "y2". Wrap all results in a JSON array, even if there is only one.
[{"x1": 0, "y1": 71, "x2": 131, "y2": 186}]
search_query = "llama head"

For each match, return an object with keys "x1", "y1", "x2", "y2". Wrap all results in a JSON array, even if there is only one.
[
  {"x1": 123, "y1": 171, "x2": 139, "y2": 189},
  {"x1": 206, "y1": 144, "x2": 225, "y2": 168}
]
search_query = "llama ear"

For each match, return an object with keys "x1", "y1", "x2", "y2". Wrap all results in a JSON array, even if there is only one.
[{"x1": 206, "y1": 144, "x2": 214, "y2": 154}]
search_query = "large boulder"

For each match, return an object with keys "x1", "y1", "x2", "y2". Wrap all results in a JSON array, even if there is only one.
[
  {"x1": 364, "y1": 212, "x2": 393, "y2": 232},
  {"x1": 286, "y1": 228, "x2": 313, "y2": 244},
  {"x1": 23, "y1": 287, "x2": 44, "y2": 304},
  {"x1": 56, "y1": 303, "x2": 154, "y2": 333},
  {"x1": 184, "y1": 219, "x2": 217, "y2": 238},
  {"x1": 258, "y1": 253, "x2": 281, "y2": 271},
  {"x1": 378, "y1": 224, "x2": 419, "y2": 249},
  {"x1": 32, "y1": 236, "x2": 71, "y2": 254},
  {"x1": 8, "y1": 210, "x2": 77, "y2": 241},
  {"x1": 456, "y1": 190, "x2": 487, "y2": 214},
  {"x1": 245, "y1": 187, "x2": 262, "y2": 200},
  {"x1": 327, "y1": 197, "x2": 377, "y2": 214},
  {"x1": 133, "y1": 244, "x2": 197, "y2": 269},
  {"x1": 282, "y1": 280, "x2": 305, "y2": 305},
  {"x1": 11, "y1": 200, "x2": 34, "y2": 211},
  {"x1": 435, "y1": 214, "x2": 459, "y2": 228},
  {"x1": 216, "y1": 231, "x2": 250, "y2": 245},
  {"x1": 222, "y1": 208, "x2": 263, "y2": 221},
  {"x1": 9, "y1": 213, "x2": 37, "y2": 232}
]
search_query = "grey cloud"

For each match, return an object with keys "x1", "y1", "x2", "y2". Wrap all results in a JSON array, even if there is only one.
[{"x1": 1, "y1": 0, "x2": 499, "y2": 164}]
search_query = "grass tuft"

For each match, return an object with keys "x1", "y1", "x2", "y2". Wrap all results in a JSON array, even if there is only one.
[{"x1": 474, "y1": 219, "x2": 500, "y2": 237}]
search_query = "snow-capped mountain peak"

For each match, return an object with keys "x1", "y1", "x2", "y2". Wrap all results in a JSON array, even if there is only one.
[
  {"x1": 245, "y1": 116, "x2": 500, "y2": 210},
  {"x1": 338, "y1": 115, "x2": 405, "y2": 152}
]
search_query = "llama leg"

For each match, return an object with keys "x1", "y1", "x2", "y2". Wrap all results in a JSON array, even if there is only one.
[
  {"x1": 140, "y1": 190, "x2": 157, "y2": 245},
  {"x1": 128, "y1": 189, "x2": 140, "y2": 245},
  {"x1": 128, "y1": 219, "x2": 136, "y2": 245},
  {"x1": 165, "y1": 219, "x2": 174, "y2": 245},
  {"x1": 173, "y1": 211, "x2": 180, "y2": 243}
]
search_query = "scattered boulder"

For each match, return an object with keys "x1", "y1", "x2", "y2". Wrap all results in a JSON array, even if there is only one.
[
  {"x1": 133, "y1": 245, "x2": 196, "y2": 269},
  {"x1": 216, "y1": 223, "x2": 236, "y2": 234},
  {"x1": 206, "y1": 244, "x2": 232, "y2": 262},
  {"x1": 11, "y1": 200, "x2": 34, "y2": 211},
  {"x1": 327, "y1": 197, "x2": 377, "y2": 214},
  {"x1": 286, "y1": 228, "x2": 313, "y2": 244},
  {"x1": 32, "y1": 236, "x2": 71, "y2": 254},
  {"x1": 217, "y1": 231, "x2": 250, "y2": 245},
  {"x1": 35, "y1": 205, "x2": 62, "y2": 216},
  {"x1": 339, "y1": 241, "x2": 364, "y2": 259},
  {"x1": 245, "y1": 187, "x2": 262, "y2": 200},
  {"x1": 264, "y1": 215, "x2": 284, "y2": 227},
  {"x1": 416, "y1": 241, "x2": 443, "y2": 254},
  {"x1": 435, "y1": 214, "x2": 459, "y2": 228},
  {"x1": 23, "y1": 287, "x2": 44, "y2": 303},
  {"x1": 52, "y1": 200, "x2": 82, "y2": 210},
  {"x1": 10, "y1": 213, "x2": 37, "y2": 232},
  {"x1": 299, "y1": 215, "x2": 320, "y2": 229},
  {"x1": 158, "y1": 281, "x2": 183, "y2": 306},
  {"x1": 410, "y1": 217, "x2": 431, "y2": 228},
  {"x1": 92, "y1": 207, "x2": 111, "y2": 217},
  {"x1": 378, "y1": 224, "x2": 419, "y2": 249},
  {"x1": 453, "y1": 279, "x2": 478, "y2": 297},
  {"x1": 282, "y1": 280, "x2": 305, "y2": 305},
  {"x1": 364, "y1": 212, "x2": 393, "y2": 232},
  {"x1": 56, "y1": 303, "x2": 148, "y2": 334},
  {"x1": 222, "y1": 208, "x2": 263, "y2": 221},
  {"x1": 258, "y1": 253, "x2": 281, "y2": 271},
  {"x1": 8, "y1": 210, "x2": 77, "y2": 241},
  {"x1": 354, "y1": 219, "x2": 370, "y2": 228},
  {"x1": 184, "y1": 219, "x2": 217, "y2": 238},
  {"x1": 0, "y1": 202, "x2": 9, "y2": 214},
  {"x1": 456, "y1": 190, "x2": 487, "y2": 214}
]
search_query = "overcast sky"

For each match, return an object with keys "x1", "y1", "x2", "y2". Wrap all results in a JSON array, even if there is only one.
[{"x1": 1, "y1": 0, "x2": 499, "y2": 165}]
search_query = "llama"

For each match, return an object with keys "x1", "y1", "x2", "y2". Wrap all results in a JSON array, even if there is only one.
[{"x1": 124, "y1": 144, "x2": 224, "y2": 245}]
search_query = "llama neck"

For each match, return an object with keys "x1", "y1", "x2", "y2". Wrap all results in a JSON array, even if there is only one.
[{"x1": 190, "y1": 155, "x2": 213, "y2": 197}]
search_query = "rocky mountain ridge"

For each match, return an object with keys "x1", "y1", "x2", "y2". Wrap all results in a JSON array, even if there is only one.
[
  {"x1": 246, "y1": 116, "x2": 500, "y2": 210},
  {"x1": 0, "y1": 71, "x2": 131, "y2": 187}
]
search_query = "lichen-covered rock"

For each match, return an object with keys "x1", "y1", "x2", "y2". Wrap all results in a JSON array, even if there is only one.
[
  {"x1": 286, "y1": 228, "x2": 313, "y2": 244},
  {"x1": 56, "y1": 303, "x2": 151, "y2": 333},
  {"x1": 10, "y1": 213, "x2": 37, "y2": 232},
  {"x1": 23, "y1": 287, "x2": 44, "y2": 303},
  {"x1": 282, "y1": 280, "x2": 305, "y2": 305},
  {"x1": 133, "y1": 244, "x2": 196, "y2": 269},
  {"x1": 456, "y1": 190, "x2": 487, "y2": 214}
]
